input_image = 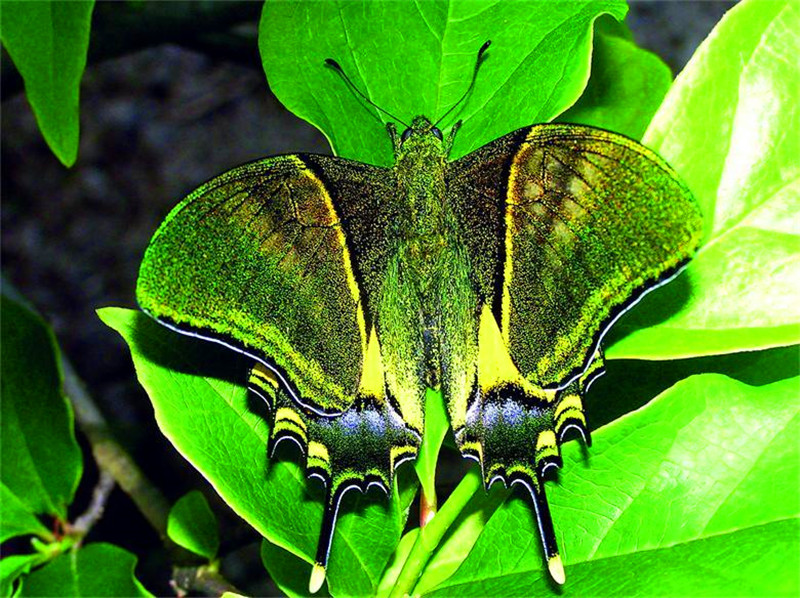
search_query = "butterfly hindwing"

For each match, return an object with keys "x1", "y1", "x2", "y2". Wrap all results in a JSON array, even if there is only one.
[
  {"x1": 136, "y1": 154, "x2": 423, "y2": 588},
  {"x1": 444, "y1": 123, "x2": 702, "y2": 577}
]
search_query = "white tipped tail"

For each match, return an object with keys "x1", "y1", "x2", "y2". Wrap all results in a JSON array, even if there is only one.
[
  {"x1": 548, "y1": 554, "x2": 566, "y2": 585},
  {"x1": 309, "y1": 563, "x2": 326, "y2": 594}
]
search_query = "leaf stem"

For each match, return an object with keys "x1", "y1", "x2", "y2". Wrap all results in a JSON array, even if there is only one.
[
  {"x1": 420, "y1": 485, "x2": 437, "y2": 528},
  {"x1": 389, "y1": 468, "x2": 483, "y2": 598}
]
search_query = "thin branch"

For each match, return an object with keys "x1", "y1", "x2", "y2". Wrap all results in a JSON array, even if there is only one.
[
  {"x1": 172, "y1": 565, "x2": 243, "y2": 598},
  {"x1": 62, "y1": 356, "x2": 172, "y2": 539},
  {"x1": 420, "y1": 485, "x2": 437, "y2": 528},
  {"x1": 70, "y1": 470, "x2": 116, "y2": 541}
]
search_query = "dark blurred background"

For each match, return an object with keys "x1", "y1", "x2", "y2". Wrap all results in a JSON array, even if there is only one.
[{"x1": 1, "y1": 2, "x2": 736, "y2": 594}]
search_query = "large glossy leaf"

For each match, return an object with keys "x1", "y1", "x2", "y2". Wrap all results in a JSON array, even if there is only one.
[
  {"x1": 16, "y1": 543, "x2": 152, "y2": 597},
  {"x1": 425, "y1": 374, "x2": 800, "y2": 596},
  {"x1": 259, "y1": 0, "x2": 626, "y2": 166},
  {"x1": 99, "y1": 307, "x2": 416, "y2": 597},
  {"x1": 556, "y1": 17, "x2": 672, "y2": 140},
  {"x1": 0, "y1": 296, "x2": 82, "y2": 523},
  {"x1": 0, "y1": 1, "x2": 94, "y2": 167},
  {"x1": 609, "y1": 0, "x2": 800, "y2": 360}
]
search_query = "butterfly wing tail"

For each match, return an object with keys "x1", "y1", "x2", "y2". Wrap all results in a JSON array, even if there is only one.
[
  {"x1": 457, "y1": 382, "x2": 567, "y2": 584},
  {"x1": 455, "y1": 316, "x2": 602, "y2": 584},
  {"x1": 249, "y1": 361, "x2": 420, "y2": 594},
  {"x1": 510, "y1": 472, "x2": 564, "y2": 585}
]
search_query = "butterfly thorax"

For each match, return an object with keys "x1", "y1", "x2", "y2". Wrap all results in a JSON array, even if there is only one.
[
  {"x1": 391, "y1": 116, "x2": 454, "y2": 291},
  {"x1": 381, "y1": 116, "x2": 473, "y2": 389}
]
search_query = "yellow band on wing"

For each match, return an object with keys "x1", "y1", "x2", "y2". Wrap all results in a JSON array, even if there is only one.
[
  {"x1": 276, "y1": 406, "x2": 308, "y2": 434},
  {"x1": 477, "y1": 305, "x2": 554, "y2": 403},
  {"x1": 554, "y1": 394, "x2": 583, "y2": 420},
  {"x1": 358, "y1": 326, "x2": 385, "y2": 400},
  {"x1": 308, "y1": 441, "x2": 330, "y2": 465},
  {"x1": 251, "y1": 362, "x2": 280, "y2": 388}
]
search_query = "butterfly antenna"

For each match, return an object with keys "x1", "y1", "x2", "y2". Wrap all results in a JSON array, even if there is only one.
[
  {"x1": 325, "y1": 58, "x2": 410, "y2": 127},
  {"x1": 433, "y1": 40, "x2": 491, "y2": 128}
]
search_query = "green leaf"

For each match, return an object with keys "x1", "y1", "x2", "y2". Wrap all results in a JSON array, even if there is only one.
[
  {"x1": 425, "y1": 374, "x2": 800, "y2": 596},
  {"x1": 0, "y1": 296, "x2": 82, "y2": 523},
  {"x1": 261, "y1": 540, "x2": 331, "y2": 598},
  {"x1": 434, "y1": 519, "x2": 799, "y2": 597},
  {"x1": 15, "y1": 543, "x2": 152, "y2": 597},
  {"x1": 167, "y1": 490, "x2": 219, "y2": 561},
  {"x1": 413, "y1": 484, "x2": 507, "y2": 594},
  {"x1": 0, "y1": 484, "x2": 52, "y2": 544},
  {"x1": 586, "y1": 344, "x2": 800, "y2": 431},
  {"x1": 99, "y1": 307, "x2": 415, "y2": 597},
  {"x1": 0, "y1": 1, "x2": 95, "y2": 167},
  {"x1": 609, "y1": 0, "x2": 800, "y2": 360},
  {"x1": 414, "y1": 389, "x2": 448, "y2": 515},
  {"x1": 260, "y1": 0, "x2": 626, "y2": 166},
  {"x1": 376, "y1": 529, "x2": 418, "y2": 597},
  {"x1": 556, "y1": 17, "x2": 672, "y2": 140},
  {"x1": 0, "y1": 554, "x2": 40, "y2": 598}
]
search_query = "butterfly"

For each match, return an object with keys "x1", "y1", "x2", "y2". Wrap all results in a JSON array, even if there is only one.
[{"x1": 136, "y1": 41, "x2": 702, "y2": 592}]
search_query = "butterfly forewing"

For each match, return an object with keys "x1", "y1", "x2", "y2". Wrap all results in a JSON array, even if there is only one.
[
  {"x1": 138, "y1": 155, "x2": 364, "y2": 412},
  {"x1": 451, "y1": 124, "x2": 701, "y2": 389}
]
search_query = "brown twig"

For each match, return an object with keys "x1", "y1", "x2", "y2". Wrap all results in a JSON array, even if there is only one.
[
  {"x1": 62, "y1": 356, "x2": 172, "y2": 538},
  {"x1": 70, "y1": 469, "x2": 116, "y2": 542},
  {"x1": 172, "y1": 565, "x2": 243, "y2": 597}
]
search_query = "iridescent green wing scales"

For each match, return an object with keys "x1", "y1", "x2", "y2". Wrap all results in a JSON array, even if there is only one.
[
  {"x1": 138, "y1": 155, "x2": 367, "y2": 413},
  {"x1": 444, "y1": 123, "x2": 702, "y2": 580},
  {"x1": 136, "y1": 154, "x2": 422, "y2": 590}
]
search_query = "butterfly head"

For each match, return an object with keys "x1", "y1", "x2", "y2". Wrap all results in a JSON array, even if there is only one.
[
  {"x1": 396, "y1": 116, "x2": 447, "y2": 156},
  {"x1": 400, "y1": 116, "x2": 443, "y2": 143},
  {"x1": 393, "y1": 116, "x2": 451, "y2": 161}
]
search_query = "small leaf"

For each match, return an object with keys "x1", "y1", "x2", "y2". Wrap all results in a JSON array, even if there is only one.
[
  {"x1": 15, "y1": 543, "x2": 152, "y2": 597},
  {"x1": 425, "y1": 374, "x2": 800, "y2": 596},
  {"x1": 167, "y1": 490, "x2": 219, "y2": 561},
  {"x1": 0, "y1": 1, "x2": 95, "y2": 167},
  {"x1": 260, "y1": 0, "x2": 627, "y2": 166},
  {"x1": 609, "y1": 0, "x2": 800, "y2": 359},
  {"x1": 99, "y1": 307, "x2": 415, "y2": 597},
  {"x1": 0, "y1": 554, "x2": 40, "y2": 598},
  {"x1": 0, "y1": 296, "x2": 82, "y2": 523},
  {"x1": 414, "y1": 389, "x2": 448, "y2": 516},
  {"x1": 261, "y1": 540, "x2": 331, "y2": 598},
  {"x1": 557, "y1": 17, "x2": 672, "y2": 140},
  {"x1": 0, "y1": 484, "x2": 52, "y2": 544},
  {"x1": 376, "y1": 529, "x2": 418, "y2": 597}
]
